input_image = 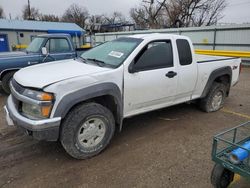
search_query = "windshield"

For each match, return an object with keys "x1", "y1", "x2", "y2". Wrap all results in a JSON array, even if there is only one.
[
  {"x1": 26, "y1": 37, "x2": 45, "y2": 53},
  {"x1": 80, "y1": 37, "x2": 143, "y2": 67}
]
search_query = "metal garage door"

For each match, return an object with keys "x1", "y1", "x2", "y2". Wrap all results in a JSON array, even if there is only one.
[{"x1": 0, "y1": 34, "x2": 9, "y2": 52}]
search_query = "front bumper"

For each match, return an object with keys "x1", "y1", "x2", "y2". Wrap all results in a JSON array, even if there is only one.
[{"x1": 4, "y1": 95, "x2": 61, "y2": 141}]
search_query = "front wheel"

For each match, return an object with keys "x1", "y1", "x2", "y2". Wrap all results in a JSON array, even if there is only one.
[
  {"x1": 211, "y1": 164, "x2": 234, "y2": 188},
  {"x1": 60, "y1": 102, "x2": 115, "y2": 159},
  {"x1": 199, "y1": 82, "x2": 227, "y2": 112}
]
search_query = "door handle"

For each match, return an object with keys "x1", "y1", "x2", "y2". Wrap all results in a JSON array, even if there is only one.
[{"x1": 165, "y1": 71, "x2": 177, "y2": 78}]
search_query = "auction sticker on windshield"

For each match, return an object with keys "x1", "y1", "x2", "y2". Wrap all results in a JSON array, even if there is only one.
[{"x1": 108, "y1": 51, "x2": 124, "y2": 58}]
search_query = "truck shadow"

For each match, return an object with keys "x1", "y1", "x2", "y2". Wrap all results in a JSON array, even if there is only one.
[{"x1": 112, "y1": 103, "x2": 200, "y2": 144}]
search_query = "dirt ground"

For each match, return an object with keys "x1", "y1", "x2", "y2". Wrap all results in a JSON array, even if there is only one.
[{"x1": 0, "y1": 68, "x2": 249, "y2": 188}]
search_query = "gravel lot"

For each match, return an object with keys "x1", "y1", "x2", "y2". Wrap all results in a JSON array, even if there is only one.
[{"x1": 0, "y1": 68, "x2": 249, "y2": 188}]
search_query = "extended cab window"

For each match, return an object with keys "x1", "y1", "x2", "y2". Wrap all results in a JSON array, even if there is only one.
[
  {"x1": 176, "y1": 39, "x2": 193, "y2": 66},
  {"x1": 133, "y1": 41, "x2": 173, "y2": 71},
  {"x1": 46, "y1": 38, "x2": 71, "y2": 53}
]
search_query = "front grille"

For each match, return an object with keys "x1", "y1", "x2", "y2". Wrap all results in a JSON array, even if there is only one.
[{"x1": 10, "y1": 79, "x2": 23, "y2": 110}]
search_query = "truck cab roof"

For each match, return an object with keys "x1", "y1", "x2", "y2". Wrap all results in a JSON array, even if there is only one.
[{"x1": 128, "y1": 33, "x2": 190, "y2": 40}]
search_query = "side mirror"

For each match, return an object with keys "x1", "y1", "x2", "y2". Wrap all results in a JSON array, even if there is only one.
[{"x1": 41, "y1": 47, "x2": 48, "y2": 55}]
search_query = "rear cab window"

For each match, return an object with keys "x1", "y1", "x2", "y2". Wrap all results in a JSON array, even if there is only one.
[{"x1": 176, "y1": 39, "x2": 193, "y2": 66}]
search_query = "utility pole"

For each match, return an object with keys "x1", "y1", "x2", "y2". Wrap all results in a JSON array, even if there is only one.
[{"x1": 28, "y1": 0, "x2": 31, "y2": 20}]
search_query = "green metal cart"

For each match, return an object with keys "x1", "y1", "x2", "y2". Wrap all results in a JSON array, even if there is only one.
[{"x1": 211, "y1": 121, "x2": 250, "y2": 188}]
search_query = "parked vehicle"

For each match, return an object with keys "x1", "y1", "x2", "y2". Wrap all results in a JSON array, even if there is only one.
[
  {"x1": 211, "y1": 121, "x2": 250, "y2": 188},
  {"x1": 4, "y1": 33, "x2": 241, "y2": 159},
  {"x1": 0, "y1": 34, "x2": 88, "y2": 93}
]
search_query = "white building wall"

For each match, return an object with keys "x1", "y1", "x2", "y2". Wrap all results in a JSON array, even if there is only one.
[
  {"x1": 94, "y1": 24, "x2": 250, "y2": 52},
  {"x1": 0, "y1": 30, "x2": 47, "y2": 51}
]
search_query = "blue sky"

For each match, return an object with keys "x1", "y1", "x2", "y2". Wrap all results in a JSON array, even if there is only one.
[{"x1": 1, "y1": 0, "x2": 250, "y2": 24}]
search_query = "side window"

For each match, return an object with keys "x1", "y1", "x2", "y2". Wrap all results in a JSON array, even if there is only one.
[
  {"x1": 133, "y1": 41, "x2": 173, "y2": 71},
  {"x1": 46, "y1": 38, "x2": 71, "y2": 53},
  {"x1": 176, "y1": 39, "x2": 193, "y2": 66}
]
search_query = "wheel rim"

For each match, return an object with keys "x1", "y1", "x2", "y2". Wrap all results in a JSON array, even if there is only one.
[
  {"x1": 211, "y1": 91, "x2": 223, "y2": 110},
  {"x1": 77, "y1": 117, "x2": 106, "y2": 148}
]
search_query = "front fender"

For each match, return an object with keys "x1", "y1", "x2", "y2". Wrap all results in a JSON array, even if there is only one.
[{"x1": 53, "y1": 82, "x2": 123, "y2": 124}]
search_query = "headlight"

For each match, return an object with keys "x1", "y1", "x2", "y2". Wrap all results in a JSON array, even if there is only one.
[
  {"x1": 21, "y1": 89, "x2": 54, "y2": 119},
  {"x1": 22, "y1": 103, "x2": 52, "y2": 119},
  {"x1": 22, "y1": 89, "x2": 53, "y2": 101}
]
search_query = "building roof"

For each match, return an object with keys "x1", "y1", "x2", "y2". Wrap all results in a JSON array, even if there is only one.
[{"x1": 0, "y1": 19, "x2": 85, "y2": 36}]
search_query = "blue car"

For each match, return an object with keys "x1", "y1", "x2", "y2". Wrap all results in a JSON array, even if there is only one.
[{"x1": 0, "y1": 34, "x2": 88, "y2": 93}]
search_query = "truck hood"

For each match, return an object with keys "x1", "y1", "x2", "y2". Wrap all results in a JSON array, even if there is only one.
[
  {"x1": 14, "y1": 59, "x2": 111, "y2": 89},
  {"x1": 0, "y1": 51, "x2": 32, "y2": 59}
]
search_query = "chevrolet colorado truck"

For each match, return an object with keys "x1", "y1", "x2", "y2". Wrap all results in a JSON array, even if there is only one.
[
  {"x1": 5, "y1": 34, "x2": 241, "y2": 159},
  {"x1": 0, "y1": 34, "x2": 87, "y2": 94}
]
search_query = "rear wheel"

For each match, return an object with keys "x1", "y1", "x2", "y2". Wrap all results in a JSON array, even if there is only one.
[
  {"x1": 199, "y1": 82, "x2": 227, "y2": 112},
  {"x1": 60, "y1": 102, "x2": 115, "y2": 159},
  {"x1": 1, "y1": 71, "x2": 15, "y2": 94},
  {"x1": 211, "y1": 164, "x2": 234, "y2": 188}
]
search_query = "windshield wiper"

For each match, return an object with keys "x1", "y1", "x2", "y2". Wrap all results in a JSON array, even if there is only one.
[
  {"x1": 86, "y1": 58, "x2": 106, "y2": 67},
  {"x1": 79, "y1": 57, "x2": 115, "y2": 68},
  {"x1": 79, "y1": 57, "x2": 87, "y2": 62}
]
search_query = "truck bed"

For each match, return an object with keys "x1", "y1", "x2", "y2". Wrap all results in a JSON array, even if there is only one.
[
  {"x1": 196, "y1": 54, "x2": 238, "y2": 63},
  {"x1": 192, "y1": 54, "x2": 241, "y2": 100}
]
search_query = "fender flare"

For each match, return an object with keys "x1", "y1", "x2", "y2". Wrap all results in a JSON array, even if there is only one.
[
  {"x1": 53, "y1": 82, "x2": 123, "y2": 126},
  {"x1": 201, "y1": 66, "x2": 232, "y2": 98},
  {"x1": 0, "y1": 68, "x2": 20, "y2": 80}
]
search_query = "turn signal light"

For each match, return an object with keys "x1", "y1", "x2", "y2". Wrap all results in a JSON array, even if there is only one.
[
  {"x1": 41, "y1": 106, "x2": 52, "y2": 117},
  {"x1": 40, "y1": 93, "x2": 54, "y2": 101}
]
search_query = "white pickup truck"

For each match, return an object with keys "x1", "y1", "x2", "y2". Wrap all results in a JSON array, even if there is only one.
[{"x1": 5, "y1": 33, "x2": 241, "y2": 159}]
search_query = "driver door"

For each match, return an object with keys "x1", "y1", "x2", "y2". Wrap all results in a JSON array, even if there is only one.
[
  {"x1": 124, "y1": 40, "x2": 178, "y2": 117},
  {"x1": 41, "y1": 38, "x2": 74, "y2": 62}
]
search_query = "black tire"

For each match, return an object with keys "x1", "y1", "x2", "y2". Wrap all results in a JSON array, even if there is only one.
[
  {"x1": 211, "y1": 164, "x2": 234, "y2": 188},
  {"x1": 60, "y1": 102, "x2": 115, "y2": 159},
  {"x1": 1, "y1": 71, "x2": 15, "y2": 94},
  {"x1": 199, "y1": 82, "x2": 227, "y2": 112}
]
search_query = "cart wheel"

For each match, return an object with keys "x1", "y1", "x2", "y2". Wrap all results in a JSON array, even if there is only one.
[{"x1": 211, "y1": 164, "x2": 234, "y2": 188}]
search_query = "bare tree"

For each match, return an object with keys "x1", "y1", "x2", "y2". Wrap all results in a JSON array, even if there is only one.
[
  {"x1": 103, "y1": 11, "x2": 126, "y2": 24},
  {"x1": 130, "y1": 0, "x2": 167, "y2": 29},
  {"x1": 22, "y1": 5, "x2": 40, "y2": 20},
  {"x1": 192, "y1": 0, "x2": 227, "y2": 26},
  {"x1": 130, "y1": 0, "x2": 226, "y2": 29},
  {"x1": 0, "y1": 6, "x2": 4, "y2": 18},
  {"x1": 85, "y1": 15, "x2": 106, "y2": 33},
  {"x1": 163, "y1": 0, "x2": 227, "y2": 27},
  {"x1": 61, "y1": 4, "x2": 89, "y2": 28},
  {"x1": 88, "y1": 15, "x2": 106, "y2": 25},
  {"x1": 39, "y1": 14, "x2": 60, "y2": 22},
  {"x1": 99, "y1": 12, "x2": 129, "y2": 32},
  {"x1": 130, "y1": 8, "x2": 148, "y2": 29}
]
